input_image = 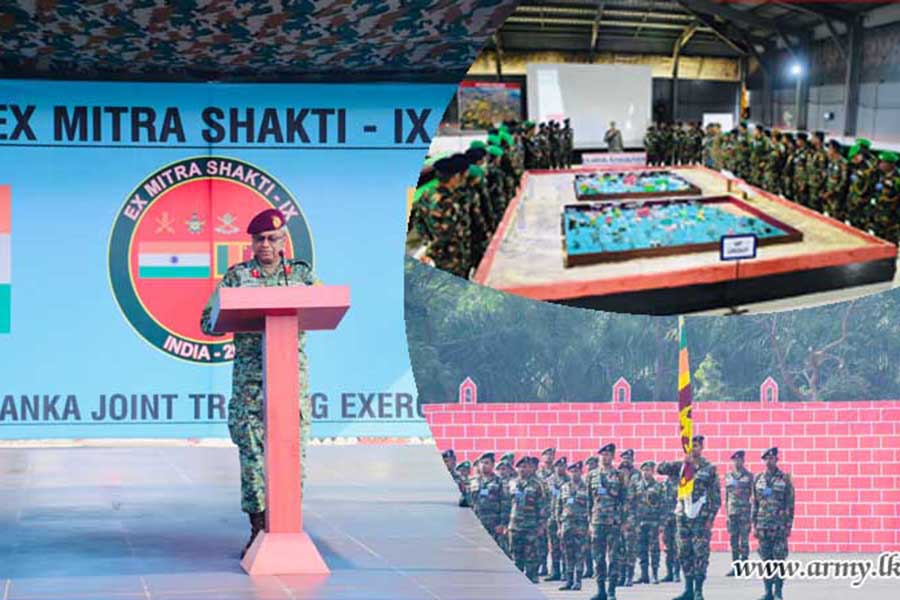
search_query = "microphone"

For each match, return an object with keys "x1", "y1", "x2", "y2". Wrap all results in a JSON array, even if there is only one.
[{"x1": 278, "y1": 250, "x2": 290, "y2": 286}]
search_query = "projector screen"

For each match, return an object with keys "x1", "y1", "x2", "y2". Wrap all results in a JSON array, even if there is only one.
[{"x1": 527, "y1": 63, "x2": 652, "y2": 149}]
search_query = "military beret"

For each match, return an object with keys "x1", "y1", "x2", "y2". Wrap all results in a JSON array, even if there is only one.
[
  {"x1": 500, "y1": 131, "x2": 514, "y2": 146},
  {"x1": 855, "y1": 138, "x2": 872, "y2": 148},
  {"x1": 486, "y1": 145, "x2": 504, "y2": 158},
  {"x1": 541, "y1": 447, "x2": 556, "y2": 457},
  {"x1": 486, "y1": 134, "x2": 501, "y2": 146},
  {"x1": 641, "y1": 460, "x2": 656, "y2": 469},
  {"x1": 731, "y1": 450, "x2": 745, "y2": 460},
  {"x1": 797, "y1": 132, "x2": 808, "y2": 140},
  {"x1": 524, "y1": 120, "x2": 535, "y2": 129},
  {"x1": 739, "y1": 121, "x2": 748, "y2": 127},
  {"x1": 501, "y1": 452, "x2": 515, "y2": 463},
  {"x1": 553, "y1": 457, "x2": 567, "y2": 468},
  {"x1": 433, "y1": 157, "x2": 455, "y2": 176},
  {"x1": 827, "y1": 140, "x2": 842, "y2": 151},
  {"x1": 412, "y1": 179, "x2": 439, "y2": 202},
  {"x1": 424, "y1": 151, "x2": 452, "y2": 167},
  {"x1": 449, "y1": 155, "x2": 471, "y2": 175},
  {"x1": 586, "y1": 456, "x2": 599, "y2": 465},
  {"x1": 814, "y1": 131, "x2": 825, "y2": 141},
  {"x1": 783, "y1": 133, "x2": 794, "y2": 141},
  {"x1": 692, "y1": 435, "x2": 705, "y2": 445},
  {"x1": 879, "y1": 151, "x2": 899, "y2": 164},
  {"x1": 598, "y1": 443, "x2": 616, "y2": 455},
  {"x1": 568, "y1": 461, "x2": 583, "y2": 471},
  {"x1": 442, "y1": 449, "x2": 455, "y2": 459},
  {"x1": 247, "y1": 209, "x2": 286, "y2": 234},
  {"x1": 515, "y1": 456, "x2": 530, "y2": 468},
  {"x1": 848, "y1": 144, "x2": 863, "y2": 159},
  {"x1": 455, "y1": 461, "x2": 471, "y2": 471},
  {"x1": 467, "y1": 164, "x2": 485, "y2": 179},
  {"x1": 498, "y1": 459, "x2": 512, "y2": 468},
  {"x1": 621, "y1": 449, "x2": 634, "y2": 460},
  {"x1": 477, "y1": 452, "x2": 495, "y2": 463},
  {"x1": 469, "y1": 140, "x2": 487, "y2": 150},
  {"x1": 762, "y1": 447, "x2": 778, "y2": 460}
]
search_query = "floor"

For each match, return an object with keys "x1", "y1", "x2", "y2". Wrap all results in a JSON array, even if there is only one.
[
  {"x1": 0, "y1": 444, "x2": 543, "y2": 600},
  {"x1": 536, "y1": 552, "x2": 899, "y2": 600}
]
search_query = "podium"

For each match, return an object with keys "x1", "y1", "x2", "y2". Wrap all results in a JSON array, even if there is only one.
[{"x1": 210, "y1": 285, "x2": 350, "y2": 575}]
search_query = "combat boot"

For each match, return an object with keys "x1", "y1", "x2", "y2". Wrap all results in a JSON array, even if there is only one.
[
  {"x1": 652, "y1": 566, "x2": 660, "y2": 584},
  {"x1": 726, "y1": 550, "x2": 738, "y2": 576},
  {"x1": 559, "y1": 571, "x2": 573, "y2": 591},
  {"x1": 240, "y1": 511, "x2": 266, "y2": 559},
  {"x1": 693, "y1": 574, "x2": 705, "y2": 600},
  {"x1": 638, "y1": 565, "x2": 650, "y2": 584},
  {"x1": 573, "y1": 569, "x2": 582, "y2": 591},
  {"x1": 773, "y1": 577, "x2": 784, "y2": 599},
  {"x1": 661, "y1": 560, "x2": 674, "y2": 582},
  {"x1": 585, "y1": 559, "x2": 594, "y2": 578},
  {"x1": 607, "y1": 575, "x2": 618, "y2": 600},
  {"x1": 539, "y1": 561, "x2": 548, "y2": 577},
  {"x1": 673, "y1": 561, "x2": 681, "y2": 583},
  {"x1": 590, "y1": 577, "x2": 607, "y2": 600},
  {"x1": 672, "y1": 575, "x2": 693, "y2": 600},
  {"x1": 624, "y1": 565, "x2": 633, "y2": 587},
  {"x1": 547, "y1": 560, "x2": 562, "y2": 581},
  {"x1": 757, "y1": 579, "x2": 774, "y2": 600}
]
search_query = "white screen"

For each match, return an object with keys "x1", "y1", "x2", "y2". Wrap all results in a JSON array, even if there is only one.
[
  {"x1": 527, "y1": 63, "x2": 652, "y2": 149},
  {"x1": 703, "y1": 112, "x2": 734, "y2": 131}
]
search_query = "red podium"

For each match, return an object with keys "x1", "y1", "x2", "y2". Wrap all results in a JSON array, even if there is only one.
[{"x1": 210, "y1": 285, "x2": 350, "y2": 576}]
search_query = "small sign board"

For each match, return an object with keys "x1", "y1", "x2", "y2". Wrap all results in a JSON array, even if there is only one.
[
  {"x1": 720, "y1": 234, "x2": 757, "y2": 261},
  {"x1": 582, "y1": 152, "x2": 647, "y2": 167}
]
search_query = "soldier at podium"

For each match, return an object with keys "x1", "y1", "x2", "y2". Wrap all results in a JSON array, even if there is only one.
[{"x1": 200, "y1": 208, "x2": 318, "y2": 559}]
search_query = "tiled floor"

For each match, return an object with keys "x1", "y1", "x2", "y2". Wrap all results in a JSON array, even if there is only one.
[{"x1": 0, "y1": 444, "x2": 543, "y2": 600}]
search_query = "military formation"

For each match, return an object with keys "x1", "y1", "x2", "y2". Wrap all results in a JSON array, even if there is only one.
[
  {"x1": 407, "y1": 118, "x2": 574, "y2": 279},
  {"x1": 443, "y1": 440, "x2": 795, "y2": 600},
  {"x1": 650, "y1": 121, "x2": 900, "y2": 244}
]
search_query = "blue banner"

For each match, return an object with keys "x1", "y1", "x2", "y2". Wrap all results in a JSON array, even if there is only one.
[{"x1": 0, "y1": 80, "x2": 444, "y2": 439}]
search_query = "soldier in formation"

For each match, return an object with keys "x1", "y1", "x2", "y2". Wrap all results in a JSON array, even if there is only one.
[
  {"x1": 647, "y1": 121, "x2": 899, "y2": 245},
  {"x1": 407, "y1": 118, "x2": 576, "y2": 279},
  {"x1": 444, "y1": 438, "x2": 798, "y2": 600}
]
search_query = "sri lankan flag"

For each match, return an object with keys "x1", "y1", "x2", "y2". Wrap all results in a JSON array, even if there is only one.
[
  {"x1": 677, "y1": 315, "x2": 695, "y2": 500},
  {"x1": 214, "y1": 242, "x2": 251, "y2": 277}
]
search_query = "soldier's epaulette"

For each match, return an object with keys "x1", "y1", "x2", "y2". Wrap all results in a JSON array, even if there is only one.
[{"x1": 288, "y1": 258, "x2": 312, "y2": 270}]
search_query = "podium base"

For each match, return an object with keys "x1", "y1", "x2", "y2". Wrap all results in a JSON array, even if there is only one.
[{"x1": 240, "y1": 531, "x2": 330, "y2": 576}]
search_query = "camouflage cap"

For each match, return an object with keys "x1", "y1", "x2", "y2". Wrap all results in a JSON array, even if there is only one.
[
  {"x1": 761, "y1": 447, "x2": 778, "y2": 460},
  {"x1": 247, "y1": 209, "x2": 286, "y2": 234}
]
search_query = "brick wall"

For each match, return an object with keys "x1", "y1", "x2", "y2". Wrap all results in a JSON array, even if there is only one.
[{"x1": 424, "y1": 401, "x2": 900, "y2": 553}]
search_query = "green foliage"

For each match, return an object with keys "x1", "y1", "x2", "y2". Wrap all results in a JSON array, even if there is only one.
[{"x1": 405, "y1": 258, "x2": 900, "y2": 403}]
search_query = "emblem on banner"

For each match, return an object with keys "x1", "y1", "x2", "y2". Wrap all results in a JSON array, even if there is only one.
[{"x1": 108, "y1": 156, "x2": 313, "y2": 364}]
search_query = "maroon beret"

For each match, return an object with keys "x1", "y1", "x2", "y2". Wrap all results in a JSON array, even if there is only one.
[{"x1": 246, "y1": 209, "x2": 286, "y2": 234}]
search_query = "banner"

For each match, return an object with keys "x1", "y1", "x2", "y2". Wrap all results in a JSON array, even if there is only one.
[
  {"x1": 0, "y1": 80, "x2": 450, "y2": 440},
  {"x1": 457, "y1": 81, "x2": 522, "y2": 130},
  {"x1": 581, "y1": 152, "x2": 647, "y2": 167}
]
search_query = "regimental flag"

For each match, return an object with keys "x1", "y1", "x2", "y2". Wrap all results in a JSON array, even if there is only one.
[
  {"x1": 214, "y1": 242, "x2": 252, "y2": 277},
  {"x1": 677, "y1": 315, "x2": 695, "y2": 500},
  {"x1": 0, "y1": 185, "x2": 10, "y2": 333},
  {"x1": 138, "y1": 241, "x2": 210, "y2": 279}
]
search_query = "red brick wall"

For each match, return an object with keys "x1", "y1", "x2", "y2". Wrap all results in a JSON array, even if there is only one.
[{"x1": 424, "y1": 401, "x2": 900, "y2": 553}]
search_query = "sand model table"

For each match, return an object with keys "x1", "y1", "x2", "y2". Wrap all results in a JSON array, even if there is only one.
[
  {"x1": 475, "y1": 166, "x2": 897, "y2": 314},
  {"x1": 562, "y1": 196, "x2": 803, "y2": 267},
  {"x1": 573, "y1": 169, "x2": 702, "y2": 201}
]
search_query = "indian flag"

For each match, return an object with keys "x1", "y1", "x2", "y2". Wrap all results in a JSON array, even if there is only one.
[
  {"x1": 0, "y1": 185, "x2": 9, "y2": 333},
  {"x1": 138, "y1": 241, "x2": 210, "y2": 279}
]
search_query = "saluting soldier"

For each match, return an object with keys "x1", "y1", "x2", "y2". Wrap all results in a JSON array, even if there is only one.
[
  {"x1": 725, "y1": 450, "x2": 754, "y2": 576},
  {"x1": 200, "y1": 208, "x2": 318, "y2": 559},
  {"x1": 635, "y1": 460, "x2": 664, "y2": 585},
  {"x1": 587, "y1": 443, "x2": 624, "y2": 600},
  {"x1": 657, "y1": 435, "x2": 721, "y2": 600},
  {"x1": 509, "y1": 456, "x2": 546, "y2": 582},
  {"x1": 752, "y1": 448, "x2": 795, "y2": 600},
  {"x1": 559, "y1": 460, "x2": 590, "y2": 592},
  {"x1": 547, "y1": 456, "x2": 570, "y2": 581},
  {"x1": 471, "y1": 452, "x2": 510, "y2": 552}
]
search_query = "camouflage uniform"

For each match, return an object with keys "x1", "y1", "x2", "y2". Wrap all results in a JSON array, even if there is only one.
[
  {"x1": 735, "y1": 134, "x2": 751, "y2": 181},
  {"x1": 846, "y1": 154, "x2": 878, "y2": 231},
  {"x1": 657, "y1": 458, "x2": 721, "y2": 594},
  {"x1": 536, "y1": 464, "x2": 554, "y2": 575},
  {"x1": 634, "y1": 474, "x2": 665, "y2": 583},
  {"x1": 200, "y1": 258, "x2": 315, "y2": 514},
  {"x1": 583, "y1": 457, "x2": 600, "y2": 578},
  {"x1": 562, "y1": 123, "x2": 574, "y2": 168},
  {"x1": 661, "y1": 473, "x2": 680, "y2": 581},
  {"x1": 870, "y1": 164, "x2": 900, "y2": 243},
  {"x1": 509, "y1": 473, "x2": 546, "y2": 582},
  {"x1": 471, "y1": 472, "x2": 510, "y2": 550},
  {"x1": 725, "y1": 466, "x2": 754, "y2": 566},
  {"x1": 748, "y1": 133, "x2": 770, "y2": 187},
  {"x1": 752, "y1": 462, "x2": 795, "y2": 600},
  {"x1": 790, "y1": 144, "x2": 809, "y2": 205},
  {"x1": 805, "y1": 144, "x2": 829, "y2": 211},
  {"x1": 547, "y1": 470, "x2": 570, "y2": 580},
  {"x1": 823, "y1": 154, "x2": 849, "y2": 221},
  {"x1": 559, "y1": 476, "x2": 590, "y2": 590},
  {"x1": 419, "y1": 183, "x2": 468, "y2": 278},
  {"x1": 617, "y1": 464, "x2": 640, "y2": 586},
  {"x1": 587, "y1": 462, "x2": 623, "y2": 598},
  {"x1": 644, "y1": 127, "x2": 659, "y2": 166}
]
